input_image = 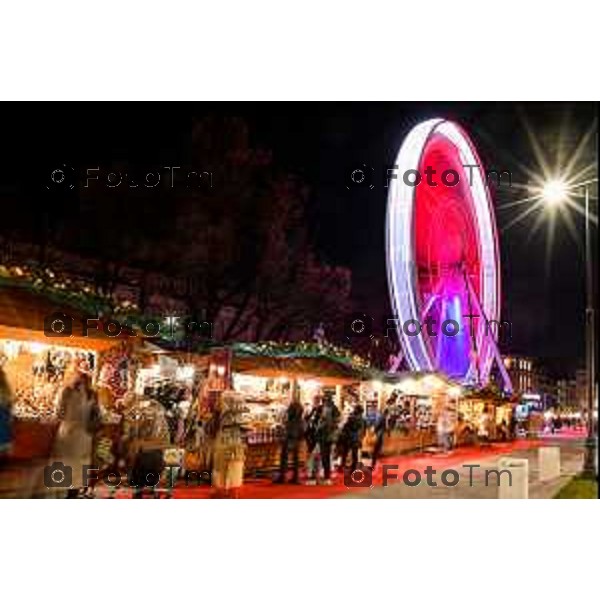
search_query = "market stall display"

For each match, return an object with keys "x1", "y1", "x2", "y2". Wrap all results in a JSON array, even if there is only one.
[
  {"x1": 232, "y1": 373, "x2": 288, "y2": 476},
  {"x1": 365, "y1": 373, "x2": 456, "y2": 454},
  {"x1": 225, "y1": 344, "x2": 369, "y2": 480},
  {"x1": 2, "y1": 339, "x2": 95, "y2": 421},
  {"x1": 0, "y1": 279, "x2": 133, "y2": 460},
  {"x1": 457, "y1": 387, "x2": 514, "y2": 444},
  {"x1": 121, "y1": 395, "x2": 173, "y2": 497}
]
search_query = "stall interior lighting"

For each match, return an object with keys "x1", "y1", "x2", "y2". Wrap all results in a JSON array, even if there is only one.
[
  {"x1": 175, "y1": 365, "x2": 195, "y2": 381},
  {"x1": 1, "y1": 338, "x2": 95, "y2": 359},
  {"x1": 398, "y1": 378, "x2": 419, "y2": 395},
  {"x1": 233, "y1": 374, "x2": 268, "y2": 391},
  {"x1": 448, "y1": 386, "x2": 462, "y2": 398},
  {"x1": 298, "y1": 378, "x2": 321, "y2": 389}
]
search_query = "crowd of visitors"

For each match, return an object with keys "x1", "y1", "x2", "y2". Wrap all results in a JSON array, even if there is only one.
[
  {"x1": 277, "y1": 392, "x2": 390, "y2": 485},
  {"x1": 2, "y1": 356, "x2": 593, "y2": 497}
]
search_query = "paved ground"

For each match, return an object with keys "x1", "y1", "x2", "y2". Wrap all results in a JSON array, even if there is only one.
[
  {"x1": 0, "y1": 434, "x2": 590, "y2": 499},
  {"x1": 341, "y1": 437, "x2": 586, "y2": 499}
]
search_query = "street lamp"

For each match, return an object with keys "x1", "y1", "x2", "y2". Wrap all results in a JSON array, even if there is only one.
[
  {"x1": 541, "y1": 179, "x2": 597, "y2": 477},
  {"x1": 541, "y1": 179, "x2": 569, "y2": 206}
]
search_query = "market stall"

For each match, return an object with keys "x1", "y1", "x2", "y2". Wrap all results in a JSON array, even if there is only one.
[
  {"x1": 108, "y1": 345, "x2": 211, "y2": 486},
  {"x1": 133, "y1": 351, "x2": 205, "y2": 439},
  {"x1": 226, "y1": 342, "x2": 369, "y2": 478},
  {"x1": 456, "y1": 387, "x2": 514, "y2": 444},
  {"x1": 376, "y1": 372, "x2": 461, "y2": 454},
  {"x1": 0, "y1": 282, "x2": 132, "y2": 459}
]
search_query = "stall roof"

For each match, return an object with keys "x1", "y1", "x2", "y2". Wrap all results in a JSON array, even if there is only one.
[
  {"x1": 230, "y1": 341, "x2": 376, "y2": 384},
  {"x1": 146, "y1": 340, "x2": 369, "y2": 384},
  {"x1": 232, "y1": 355, "x2": 367, "y2": 385},
  {"x1": 0, "y1": 282, "x2": 132, "y2": 351},
  {"x1": 379, "y1": 371, "x2": 456, "y2": 386}
]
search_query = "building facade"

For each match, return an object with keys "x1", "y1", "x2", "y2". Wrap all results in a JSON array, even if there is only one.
[
  {"x1": 557, "y1": 378, "x2": 578, "y2": 411},
  {"x1": 503, "y1": 355, "x2": 534, "y2": 396},
  {"x1": 501, "y1": 354, "x2": 557, "y2": 408}
]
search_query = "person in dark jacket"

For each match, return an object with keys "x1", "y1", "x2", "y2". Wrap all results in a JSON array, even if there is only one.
[
  {"x1": 340, "y1": 405, "x2": 365, "y2": 474},
  {"x1": 305, "y1": 395, "x2": 323, "y2": 484},
  {"x1": 277, "y1": 396, "x2": 305, "y2": 484},
  {"x1": 371, "y1": 408, "x2": 388, "y2": 470},
  {"x1": 315, "y1": 394, "x2": 340, "y2": 484}
]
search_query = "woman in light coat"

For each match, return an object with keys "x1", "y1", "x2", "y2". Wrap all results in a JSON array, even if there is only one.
[{"x1": 51, "y1": 371, "x2": 99, "y2": 498}]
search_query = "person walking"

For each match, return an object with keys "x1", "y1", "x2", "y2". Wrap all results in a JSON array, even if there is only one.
[
  {"x1": 0, "y1": 365, "x2": 14, "y2": 466},
  {"x1": 276, "y1": 395, "x2": 304, "y2": 484},
  {"x1": 51, "y1": 370, "x2": 100, "y2": 498}
]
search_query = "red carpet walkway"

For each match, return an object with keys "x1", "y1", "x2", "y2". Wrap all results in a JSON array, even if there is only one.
[{"x1": 97, "y1": 438, "x2": 546, "y2": 499}]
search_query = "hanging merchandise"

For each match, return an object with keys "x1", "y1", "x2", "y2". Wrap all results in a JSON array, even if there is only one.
[
  {"x1": 1, "y1": 339, "x2": 96, "y2": 421},
  {"x1": 415, "y1": 398, "x2": 433, "y2": 430},
  {"x1": 97, "y1": 350, "x2": 129, "y2": 402}
]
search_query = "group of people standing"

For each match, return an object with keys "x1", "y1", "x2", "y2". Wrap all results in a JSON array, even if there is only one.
[{"x1": 277, "y1": 392, "x2": 388, "y2": 485}]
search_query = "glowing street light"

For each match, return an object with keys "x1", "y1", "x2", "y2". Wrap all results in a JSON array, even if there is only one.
[
  {"x1": 540, "y1": 175, "x2": 597, "y2": 476},
  {"x1": 541, "y1": 178, "x2": 569, "y2": 206},
  {"x1": 500, "y1": 120, "x2": 597, "y2": 475}
]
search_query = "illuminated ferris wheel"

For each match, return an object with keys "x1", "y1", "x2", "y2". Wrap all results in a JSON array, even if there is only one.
[{"x1": 386, "y1": 118, "x2": 511, "y2": 390}]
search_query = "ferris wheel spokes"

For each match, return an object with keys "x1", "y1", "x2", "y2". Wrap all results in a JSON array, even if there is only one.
[{"x1": 386, "y1": 118, "x2": 511, "y2": 391}]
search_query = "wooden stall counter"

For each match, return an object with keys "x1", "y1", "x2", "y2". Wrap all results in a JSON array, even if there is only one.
[
  {"x1": 382, "y1": 429, "x2": 436, "y2": 455},
  {"x1": 11, "y1": 420, "x2": 57, "y2": 460}
]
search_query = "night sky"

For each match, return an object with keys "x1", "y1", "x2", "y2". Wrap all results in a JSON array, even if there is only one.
[{"x1": 0, "y1": 102, "x2": 596, "y2": 376}]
